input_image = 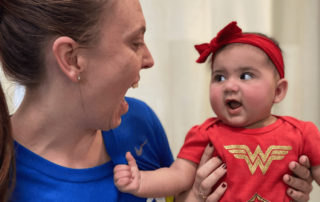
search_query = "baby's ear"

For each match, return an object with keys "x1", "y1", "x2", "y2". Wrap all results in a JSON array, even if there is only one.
[{"x1": 274, "y1": 78, "x2": 288, "y2": 103}]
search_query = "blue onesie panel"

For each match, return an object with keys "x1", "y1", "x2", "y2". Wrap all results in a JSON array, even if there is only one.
[{"x1": 10, "y1": 97, "x2": 174, "y2": 202}]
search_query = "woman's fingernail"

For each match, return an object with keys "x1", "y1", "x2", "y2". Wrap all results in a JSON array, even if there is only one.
[
  {"x1": 209, "y1": 142, "x2": 213, "y2": 147},
  {"x1": 222, "y1": 183, "x2": 227, "y2": 188},
  {"x1": 287, "y1": 176, "x2": 291, "y2": 182},
  {"x1": 222, "y1": 164, "x2": 227, "y2": 169}
]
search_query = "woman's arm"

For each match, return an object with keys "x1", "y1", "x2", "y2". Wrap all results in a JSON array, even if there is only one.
[
  {"x1": 114, "y1": 152, "x2": 197, "y2": 198},
  {"x1": 176, "y1": 144, "x2": 227, "y2": 202},
  {"x1": 283, "y1": 155, "x2": 314, "y2": 202}
]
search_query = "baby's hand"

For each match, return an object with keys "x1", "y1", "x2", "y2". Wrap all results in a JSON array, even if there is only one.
[{"x1": 114, "y1": 152, "x2": 141, "y2": 195}]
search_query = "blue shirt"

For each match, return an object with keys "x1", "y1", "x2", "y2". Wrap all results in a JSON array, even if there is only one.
[{"x1": 11, "y1": 97, "x2": 174, "y2": 202}]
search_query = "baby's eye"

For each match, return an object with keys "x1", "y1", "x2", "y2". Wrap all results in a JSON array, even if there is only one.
[
  {"x1": 240, "y1": 73, "x2": 253, "y2": 80},
  {"x1": 214, "y1": 75, "x2": 226, "y2": 82}
]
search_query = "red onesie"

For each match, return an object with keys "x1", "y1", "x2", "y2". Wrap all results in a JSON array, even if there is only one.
[{"x1": 178, "y1": 116, "x2": 320, "y2": 202}]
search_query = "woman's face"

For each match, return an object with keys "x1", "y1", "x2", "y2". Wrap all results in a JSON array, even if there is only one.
[{"x1": 79, "y1": 0, "x2": 154, "y2": 130}]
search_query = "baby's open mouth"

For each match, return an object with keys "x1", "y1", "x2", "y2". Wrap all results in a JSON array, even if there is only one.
[{"x1": 228, "y1": 100, "x2": 242, "y2": 110}]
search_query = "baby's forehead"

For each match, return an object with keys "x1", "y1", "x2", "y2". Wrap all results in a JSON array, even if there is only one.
[
  {"x1": 218, "y1": 43, "x2": 268, "y2": 57},
  {"x1": 212, "y1": 43, "x2": 278, "y2": 76},
  {"x1": 212, "y1": 43, "x2": 270, "y2": 66}
]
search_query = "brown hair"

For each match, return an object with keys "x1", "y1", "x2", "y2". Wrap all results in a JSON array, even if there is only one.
[
  {"x1": 212, "y1": 32, "x2": 284, "y2": 78},
  {"x1": 0, "y1": 0, "x2": 115, "y2": 199},
  {"x1": 0, "y1": 84, "x2": 14, "y2": 202},
  {"x1": 214, "y1": 32, "x2": 284, "y2": 71},
  {"x1": 0, "y1": 0, "x2": 115, "y2": 87}
]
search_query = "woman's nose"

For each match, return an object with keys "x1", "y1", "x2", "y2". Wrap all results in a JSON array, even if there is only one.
[{"x1": 141, "y1": 45, "x2": 154, "y2": 69}]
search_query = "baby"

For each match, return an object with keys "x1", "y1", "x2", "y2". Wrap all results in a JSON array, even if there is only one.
[{"x1": 114, "y1": 21, "x2": 320, "y2": 201}]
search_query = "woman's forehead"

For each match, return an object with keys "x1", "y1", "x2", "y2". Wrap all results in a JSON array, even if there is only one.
[{"x1": 103, "y1": 0, "x2": 146, "y2": 36}]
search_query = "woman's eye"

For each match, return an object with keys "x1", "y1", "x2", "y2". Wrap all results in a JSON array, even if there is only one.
[
  {"x1": 132, "y1": 42, "x2": 145, "y2": 51},
  {"x1": 240, "y1": 73, "x2": 253, "y2": 80},
  {"x1": 214, "y1": 75, "x2": 226, "y2": 82}
]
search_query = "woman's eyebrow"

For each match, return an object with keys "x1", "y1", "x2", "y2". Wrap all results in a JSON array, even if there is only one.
[{"x1": 125, "y1": 26, "x2": 146, "y2": 38}]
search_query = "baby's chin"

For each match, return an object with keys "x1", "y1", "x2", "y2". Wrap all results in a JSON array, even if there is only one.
[{"x1": 220, "y1": 118, "x2": 255, "y2": 128}]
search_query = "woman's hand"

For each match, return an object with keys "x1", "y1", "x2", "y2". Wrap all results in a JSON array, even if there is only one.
[
  {"x1": 283, "y1": 155, "x2": 313, "y2": 202},
  {"x1": 176, "y1": 144, "x2": 227, "y2": 202}
]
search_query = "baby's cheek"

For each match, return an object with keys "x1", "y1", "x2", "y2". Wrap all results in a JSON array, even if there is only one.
[
  {"x1": 209, "y1": 89, "x2": 220, "y2": 104},
  {"x1": 245, "y1": 88, "x2": 273, "y2": 110},
  {"x1": 210, "y1": 90, "x2": 223, "y2": 115}
]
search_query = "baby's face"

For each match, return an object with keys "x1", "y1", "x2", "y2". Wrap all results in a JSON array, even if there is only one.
[{"x1": 210, "y1": 44, "x2": 278, "y2": 128}]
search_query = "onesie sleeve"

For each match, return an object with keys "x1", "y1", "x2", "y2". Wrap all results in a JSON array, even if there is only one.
[
  {"x1": 177, "y1": 124, "x2": 211, "y2": 164},
  {"x1": 302, "y1": 122, "x2": 320, "y2": 166}
]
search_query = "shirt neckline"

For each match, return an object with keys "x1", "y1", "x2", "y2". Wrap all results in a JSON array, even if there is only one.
[
  {"x1": 14, "y1": 136, "x2": 114, "y2": 182},
  {"x1": 218, "y1": 117, "x2": 284, "y2": 135}
]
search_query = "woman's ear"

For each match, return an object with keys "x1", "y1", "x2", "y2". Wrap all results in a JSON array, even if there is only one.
[
  {"x1": 274, "y1": 78, "x2": 288, "y2": 103},
  {"x1": 52, "y1": 37, "x2": 82, "y2": 83}
]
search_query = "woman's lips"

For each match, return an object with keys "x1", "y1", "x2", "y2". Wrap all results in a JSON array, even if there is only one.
[{"x1": 121, "y1": 97, "x2": 129, "y2": 114}]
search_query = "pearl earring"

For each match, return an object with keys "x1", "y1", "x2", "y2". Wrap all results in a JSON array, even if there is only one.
[{"x1": 77, "y1": 76, "x2": 80, "y2": 80}]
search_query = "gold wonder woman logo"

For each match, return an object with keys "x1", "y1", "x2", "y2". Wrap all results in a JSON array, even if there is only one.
[
  {"x1": 224, "y1": 145, "x2": 292, "y2": 175},
  {"x1": 248, "y1": 193, "x2": 270, "y2": 202}
]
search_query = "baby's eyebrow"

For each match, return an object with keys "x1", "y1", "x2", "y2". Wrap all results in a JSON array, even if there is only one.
[
  {"x1": 237, "y1": 66, "x2": 259, "y2": 73},
  {"x1": 212, "y1": 69, "x2": 227, "y2": 75},
  {"x1": 238, "y1": 66, "x2": 255, "y2": 71}
]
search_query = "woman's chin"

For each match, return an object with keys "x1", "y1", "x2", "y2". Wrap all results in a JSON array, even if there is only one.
[{"x1": 108, "y1": 99, "x2": 129, "y2": 130}]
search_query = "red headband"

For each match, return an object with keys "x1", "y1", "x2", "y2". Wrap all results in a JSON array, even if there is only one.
[{"x1": 195, "y1": 21, "x2": 284, "y2": 78}]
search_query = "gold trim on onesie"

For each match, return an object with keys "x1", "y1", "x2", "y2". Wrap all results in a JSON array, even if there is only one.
[
  {"x1": 247, "y1": 193, "x2": 270, "y2": 202},
  {"x1": 224, "y1": 145, "x2": 292, "y2": 175}
]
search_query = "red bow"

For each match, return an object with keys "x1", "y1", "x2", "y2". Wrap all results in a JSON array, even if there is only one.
[
  {"x1": 194, "y1": 21, "x2": 284, "y2": 78},
  {"x1": 195, "y1": 21, "x2": 242, "y2": 63}
]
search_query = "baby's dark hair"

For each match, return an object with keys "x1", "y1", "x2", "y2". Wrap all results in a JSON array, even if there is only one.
[
  {"x1": 0, "y1": 0, "x2": 115, "y2": 87},
  {"x1": 213, "y1": 32, "x2": 284, "y2": 78},
  {"x1": 0, "y1": 84, "x2": 15, "y2": 202}
]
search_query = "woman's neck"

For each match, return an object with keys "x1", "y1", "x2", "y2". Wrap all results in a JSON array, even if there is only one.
[{"x1": 12, "y1": 89, "x2": 111, "y2": 168}]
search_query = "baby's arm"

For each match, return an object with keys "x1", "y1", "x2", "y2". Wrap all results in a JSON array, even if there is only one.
[
  {"x1": 311, "y1": 165, "x2": 320, "y2": 186},
  {"x1": 114, "y1": 152, "x2": 197, "y2": 198}
]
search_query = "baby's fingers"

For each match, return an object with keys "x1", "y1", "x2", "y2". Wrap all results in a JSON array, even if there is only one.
[
  {"x1": 116, "y1": 176, "x2": 134, "y2": 189},
  {"x1": 126, "y1": 152, "x2": 138, "y2": 168},
  {"x1": 114, "y1": 164, "x2": 131, "y2": 173},
  {"x1": 114, "y1": 169, "x2": 133, "y2": 182}
]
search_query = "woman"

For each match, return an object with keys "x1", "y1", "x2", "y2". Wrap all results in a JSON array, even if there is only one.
[
  {"x1": 0, "y1": 0, "x2": 313, "y2": 201},
  {"x1": 0, "y1": 84, "x2": 14, "y2": 202}
]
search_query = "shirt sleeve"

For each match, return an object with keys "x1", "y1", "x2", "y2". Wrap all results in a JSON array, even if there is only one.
[
  {"x1": 177, "y1": 124, "x2": 210, "y2": 164},
  {"x1": 302, "y1": 122, "x2": 320, "y2": 166}
]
